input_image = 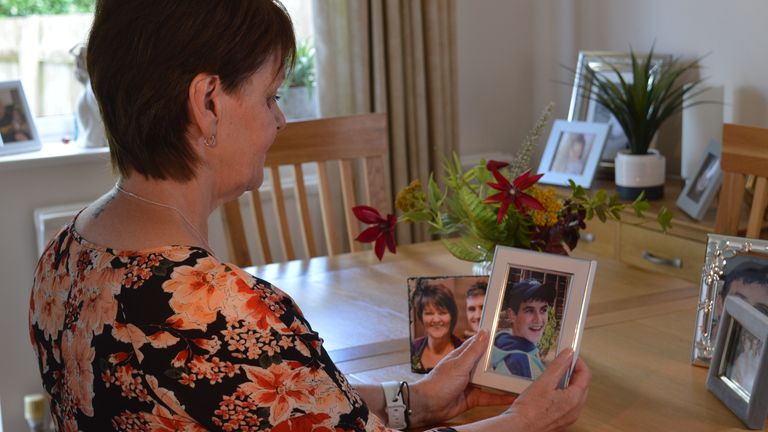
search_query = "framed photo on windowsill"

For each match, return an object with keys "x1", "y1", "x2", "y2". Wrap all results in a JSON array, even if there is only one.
[
  {"x1": 707, "y1": 295, "x2": 768, "y2": 429},
  {"x1": 0, "y1": 80, "x2": 41, "y2": 156},
  {"x1": 536, "y1": 119, "x2": 609, "y2": 189},
  {"x1": 470, "y1": 246, "x2": 596, "y2": 394},
  {"x1": 676, "y1": 139, "x2": 722, "y2": 220}
]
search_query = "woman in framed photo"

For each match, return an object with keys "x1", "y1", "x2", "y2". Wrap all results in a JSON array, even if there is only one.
[{"x1": 410, "y1": 281, "x2": 464, "y2": 372}]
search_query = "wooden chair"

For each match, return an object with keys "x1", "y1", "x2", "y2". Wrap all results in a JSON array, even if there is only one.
[
  {"x1": 221, "y1": 113, "x2": 389, "y2": 266},
  {"x1": 714, "y1": 123, "x2": 768, "y2": 239}
]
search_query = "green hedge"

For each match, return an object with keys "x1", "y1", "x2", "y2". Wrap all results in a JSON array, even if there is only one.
[{"x1": 1, "y1": 0, "x2": 94, "y2": 16}]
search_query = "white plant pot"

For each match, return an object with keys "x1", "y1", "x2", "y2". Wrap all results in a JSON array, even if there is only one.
[
  {"x1": 614, "y1": 149, "x2": 666, "y2": 200},
  {"x1": 279, "y1": 86, "x2": 318, "y2": 121}
]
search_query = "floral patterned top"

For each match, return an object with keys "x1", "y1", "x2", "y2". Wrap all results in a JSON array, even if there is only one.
[{"x1": 29, "y1": 222, "x2": 387, "y2": 432}]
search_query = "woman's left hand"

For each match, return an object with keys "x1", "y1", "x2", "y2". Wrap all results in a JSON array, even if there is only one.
[{"x1": 408, "y1": 330, "x2": 516, "y2": 427}]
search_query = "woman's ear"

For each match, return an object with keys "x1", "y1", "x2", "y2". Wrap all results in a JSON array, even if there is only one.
[{"x1": 188, "y1": 73, "x2": 220, "y2": 138}]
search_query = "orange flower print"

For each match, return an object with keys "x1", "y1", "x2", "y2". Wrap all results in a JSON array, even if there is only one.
[
  {"x1": 163, "y1": 257, "x2": 229, "y2": 330},
  {"x1": 239, "y1": 363, "x2": 314, "y2": 425},
  {"x1": 61, "y1": 327, "x2": 95, "y2": 417},
  {"x1": 272, "y1": 412, "x2": 334, "y2": 432},
  {"x1": 79, "y1": 282, "x2": 119, "y2": 335},
  {"x1": 32, "y1": 273, "x2": 68, "y2": 340}
]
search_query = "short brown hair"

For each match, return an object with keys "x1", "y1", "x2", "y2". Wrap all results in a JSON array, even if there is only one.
[{"x1": 87, "y1": 0, "x2": 296, "y2": 181}]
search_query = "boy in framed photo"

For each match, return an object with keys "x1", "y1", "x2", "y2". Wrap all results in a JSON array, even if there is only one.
[{"x1": 490, "y1": 278, "x2": 556, "y2": 379}]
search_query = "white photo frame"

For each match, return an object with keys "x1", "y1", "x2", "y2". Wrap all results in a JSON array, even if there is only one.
[
  {"x1": 0, "y1": 80, "x2": 41, "y2": 156},
  {"x1": 471, "y1": 246, "x2": 596, "y2": 394},
  {"x1": 537, "y1": 119, "x2": 609, "y2": 189},
  {"x1": 707, "y1": 296, "x2": 768, "y2": 429},
  {"x1": 676, "y1": 139, "x2": 722, "y2": 220}
]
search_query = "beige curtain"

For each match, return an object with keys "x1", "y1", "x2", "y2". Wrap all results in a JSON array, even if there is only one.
[{"x1": 313, "y1": 0, "x2": 457, "y2": 244}]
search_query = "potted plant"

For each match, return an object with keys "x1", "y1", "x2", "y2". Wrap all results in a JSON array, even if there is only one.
[
  {"x1": 280, "y1": 38, "x2": 317, "y2": 120},
  {"x1": 586, "y1": 47, "x2": 704, "y2": 200}
]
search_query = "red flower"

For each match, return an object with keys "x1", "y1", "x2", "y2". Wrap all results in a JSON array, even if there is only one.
[
  {"x1": 353, "y1": 205, "x2": 397, "y2": 260},
  {"x1": 484, "y1": 161, "x2": 545, "y2": 223}
]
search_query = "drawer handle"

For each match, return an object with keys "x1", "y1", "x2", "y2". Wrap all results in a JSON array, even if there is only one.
[
  {"x1": 641, "y1": 250, "x2": 682, "y2": 269},
  {"x1": 580, "y1": 233, "x2": 595, "y2": 243}
]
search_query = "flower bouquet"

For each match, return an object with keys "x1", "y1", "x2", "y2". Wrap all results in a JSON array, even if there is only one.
[{"x1": 353, "y1": 104, "x2": 673, "y2": 261}]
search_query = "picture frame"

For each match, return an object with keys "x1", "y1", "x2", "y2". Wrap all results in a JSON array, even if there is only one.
[
  {"x1": 471, "y1": 246, "x2": 596, "y2": 394},
  {"x1": 692, "y1": 234, "x2": 768, "y2": 367},
  {"x1": 408, "y1": 275, "x2": 489, "y2": 373},
  {"x1": 706, "y1": 296, "x2": 768, "y2": 429},
  {"x1": 567, "y1": 51, "x2": 669, "y2": 165},
  {"x1": 536, "y1": 119, "x2": 609, "y2": 188},
  {"x1": 0, "y1": 80, "x2": 41, "y2": 156},
  {"x1": 676, "y1": 139, "x2": 723, "y2": 220}
]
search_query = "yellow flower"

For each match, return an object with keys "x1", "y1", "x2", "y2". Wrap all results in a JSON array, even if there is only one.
[
  {"x1": 528, "y1": 185, "x2": 562, "y2": 227},
  {"x1": 395, "y1": 180, "x2": 426, "y2": 213}
]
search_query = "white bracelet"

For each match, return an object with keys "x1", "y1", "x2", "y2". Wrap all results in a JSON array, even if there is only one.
[{"x1": 381, "y1": 380, "x2": 407, "y2": 430}]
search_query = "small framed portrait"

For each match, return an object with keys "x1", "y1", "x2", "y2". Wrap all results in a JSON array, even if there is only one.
[
  {"x1": 537, "y1": 119, "x2": 609, "y2": 189},
  {"x1": 692, "y1": 234, "x2": 768, "y2": 367},
  {"x1": 706, "y1": 296, "x2": 768, "y2": 429},
  {"x1": 0, "y1": 80, "x2": 41, "y2": 156},
  {"x1": 408, "y1": 275, "x2": 489, "y2": 373},
  {"x1": 676, "y1": 140, "x2": 722, "y2": 220},
  {"x1": 471, "y1": 246, "x2": 596, "y2": 394},
  {"x1": 567, "y1": 51, "x2": 669, "y2": 166}
]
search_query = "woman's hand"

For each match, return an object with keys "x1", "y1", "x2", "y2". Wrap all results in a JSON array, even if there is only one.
[
  {"x1": 408, "y1": 331, "x2": 517, "y2": 427},
  {"x1": 500, "y1": 349, "x2": 591, "y2": 432}
]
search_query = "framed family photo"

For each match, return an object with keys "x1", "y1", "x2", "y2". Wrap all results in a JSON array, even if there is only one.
[
  {"x1": 408, "y1": 275, "x2": 489, "y2": 373},
  {"x1": 676, "y1": 139, "x2": 722, "y2": 220},
  {"x1": 567, "y1": 51, "x2": 669, "y2": 165},
  {"x1": 0, "y1": 80, "x2": 41, "y2": 156},
  {"x1": 692, "y1": 234, "x2": 768, "y2": 367},
  {"x1": 707, "y1": 296, "x2": 768, "y2": 429},
  {"x1": 537, "y1": 119, "x2": 609, "y2": 188},
  {"x1": 471, "y1": 246, "x2": 596, "y2": 394}
]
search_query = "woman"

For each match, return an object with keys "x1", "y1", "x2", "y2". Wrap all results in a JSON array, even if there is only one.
[
  {"x1": 28, "y1": 1, "x2": 590, "y2": 431},
  {"x1": 411, "y1": 282, "x2": 463, "y2": 372}
]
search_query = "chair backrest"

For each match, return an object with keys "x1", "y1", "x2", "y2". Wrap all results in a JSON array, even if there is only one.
[
  {"x1": 221, "y1": 113, "x2": 389, "y2": 266},
  {"x1": 714, "y1": 123, "x2": 768, "y2": 239}
]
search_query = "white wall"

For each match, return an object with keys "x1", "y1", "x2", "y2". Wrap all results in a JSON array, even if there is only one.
[{"x1": 457, "y1": 0, "x2": 768, "y2": 169}]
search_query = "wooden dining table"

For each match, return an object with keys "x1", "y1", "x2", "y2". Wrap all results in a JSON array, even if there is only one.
[{"x1": 245, "y1": 241, "x2": 765, "y2": 431}]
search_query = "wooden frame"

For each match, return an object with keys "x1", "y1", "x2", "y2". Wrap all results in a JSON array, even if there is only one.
[
  {"x1": 407, "y1": 275, "x2": 489, "y2": 373},
  {"x1": 707, "y1": 296, "x2": 768, "y2": 429},
  {"x1": 471, "y1": 246, "x2": 596, "y2": 394},
  {"x1": 692, "y1": 234, "x2": 768, "y2": 366},
  {"x1": 0, "y1": 80, "x2": 40, "y2": 156},
  {"x1": 536, "y1": 119, "x2": 609, "y2": 188},
  {"x1": 676, "y1": 139, "x2": 722, "y2": 220}
]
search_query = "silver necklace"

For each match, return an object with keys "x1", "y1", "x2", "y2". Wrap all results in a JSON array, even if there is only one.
[{"x1": 114, "y1": 182, "x2": 211, "y2": 252}]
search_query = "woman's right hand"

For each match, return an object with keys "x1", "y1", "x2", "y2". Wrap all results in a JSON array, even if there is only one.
[
  {"x1": 456, "y1": 349, "x2": 591, "y2": 432},
  {"x1": 501, "y1": 349, "x2": 591, "y2": 431}
]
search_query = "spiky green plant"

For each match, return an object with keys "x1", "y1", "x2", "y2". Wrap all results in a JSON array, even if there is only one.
[{"x1": 587, "y1": 47, "x2": 705, "y2": 155}]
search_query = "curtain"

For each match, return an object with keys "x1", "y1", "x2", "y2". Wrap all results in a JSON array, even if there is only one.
[{"x1": 313, "y1": 0, "x2": 457, "y2": 244}]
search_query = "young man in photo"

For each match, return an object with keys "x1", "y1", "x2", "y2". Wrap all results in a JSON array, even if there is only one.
[
  {"x1": 491, "y1": 278, "x2": 556, "y2": 380},
  {"x1": 464, "y1": 281, "x2": 487, "y2": 338}
]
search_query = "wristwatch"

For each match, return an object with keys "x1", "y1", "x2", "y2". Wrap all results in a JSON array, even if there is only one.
[{"x1": 381, "y1": 381, "x2": 407, "y2": 430}]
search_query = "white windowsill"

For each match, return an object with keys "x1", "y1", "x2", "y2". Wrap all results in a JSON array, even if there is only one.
[{"x1": 0, "y1": 140, "x2": 110, "y2": 172}]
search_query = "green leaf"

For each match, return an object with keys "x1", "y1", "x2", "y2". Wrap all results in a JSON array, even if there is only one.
[{"x1": 656, "y1": 207, "x2": 673, "y2": 232}]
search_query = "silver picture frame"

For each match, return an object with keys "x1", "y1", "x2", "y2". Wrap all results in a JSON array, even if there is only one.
[
  {"x1": 567, "y1": 51, "x2": 669, "y2": 165},
  {"x1": 706, "y1": 296, "x2": 768, "y2": 429},
  {"x1": 692, "y1": 234, "x2": 768, "y2": 367},
  {"x1": 471, "y1": 246, "x2": 596, "y2": 394}
]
